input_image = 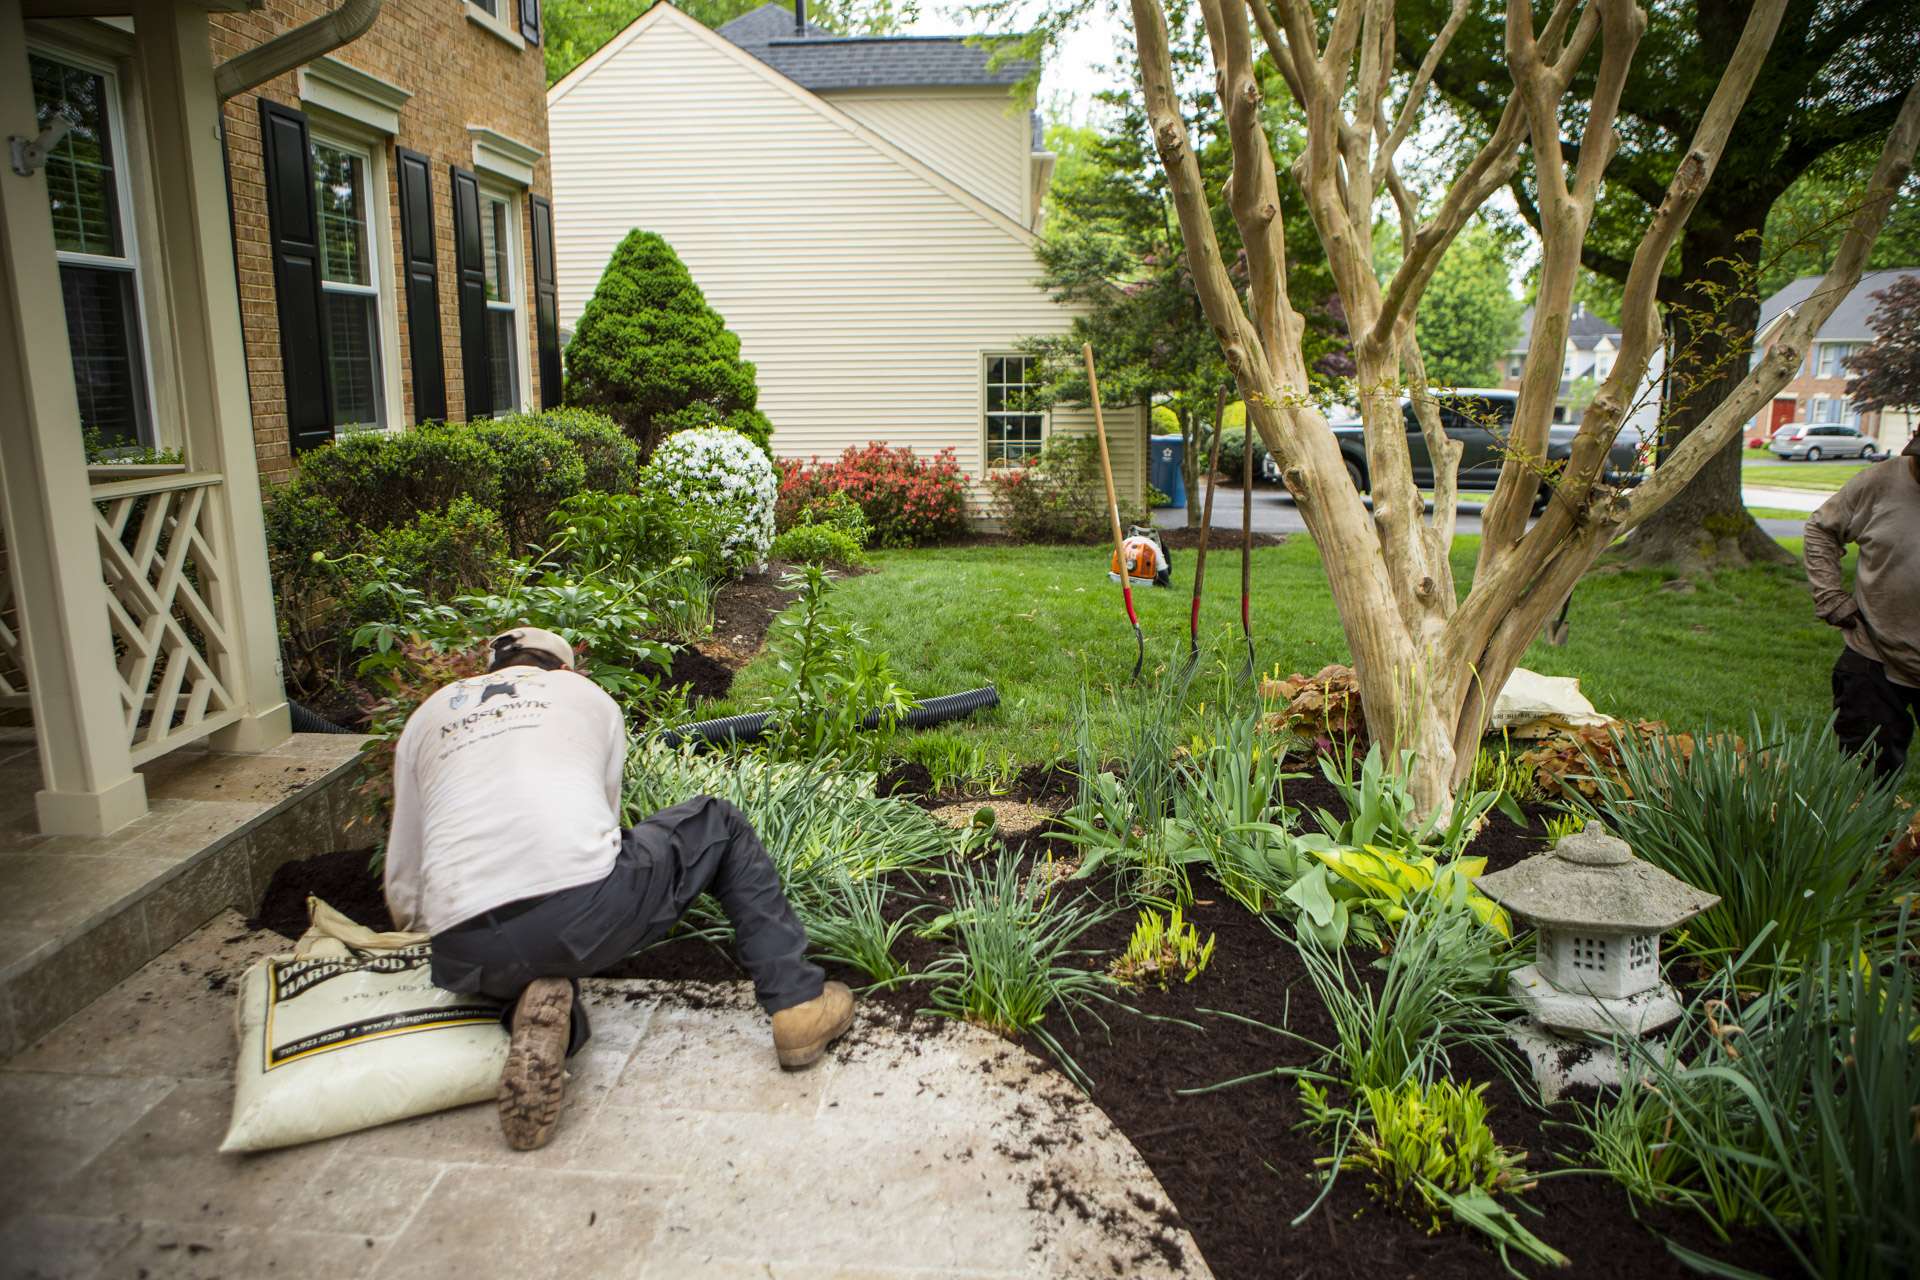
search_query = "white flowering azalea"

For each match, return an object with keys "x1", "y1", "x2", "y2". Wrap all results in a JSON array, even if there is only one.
[{"x1": 645, "y1": 427, "x2": 777, "y2": 573}]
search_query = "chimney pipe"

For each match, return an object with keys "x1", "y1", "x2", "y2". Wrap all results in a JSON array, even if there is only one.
[{"x1": 794, "y1": 0, "x2": 805, "y2": 34}]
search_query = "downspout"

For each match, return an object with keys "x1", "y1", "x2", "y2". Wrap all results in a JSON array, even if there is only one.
[{"x1": 213, "y1": 0, "x2": 385, "y2": 100}]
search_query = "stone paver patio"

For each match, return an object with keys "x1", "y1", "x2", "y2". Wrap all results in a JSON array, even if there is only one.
[{"x1": 2, "y1": 912, "x2": 1210, "y2": 1280}]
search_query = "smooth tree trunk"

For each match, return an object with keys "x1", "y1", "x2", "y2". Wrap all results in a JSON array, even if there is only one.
[
  {"x1": 1123, "y1": 0, "x2": 1920, "y2": 815},
  {"x1": 1180, "y1": 407, "x2": 1204, "y2": 526},
  {"x1": 1620, "y1": 223, "x2": 1795, "y2": 568}
]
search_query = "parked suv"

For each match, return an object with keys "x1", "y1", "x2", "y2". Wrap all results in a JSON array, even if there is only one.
[
  {"x1": 1260, "y1": 390, "x2": 1643, "y2": 495},
  {"x1": 1768, "y1": 422, "x2": 1885, "y2": 461}
]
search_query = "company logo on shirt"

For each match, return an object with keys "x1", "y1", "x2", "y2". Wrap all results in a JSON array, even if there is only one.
[{"x1": 437, "y1": 673, "x2": 553, "y2": 740}]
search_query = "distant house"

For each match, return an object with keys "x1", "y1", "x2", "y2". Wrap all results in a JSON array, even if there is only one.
[
  {"x1": 1500, "y1": 303, "x2": 1662, "y2": 437},
  {"x1": 1747, "y1": 268, "x2": 1919, "y2": 450},
  {"x1": 544, "y1": 1, "x2": 1149, "y2": 511}
]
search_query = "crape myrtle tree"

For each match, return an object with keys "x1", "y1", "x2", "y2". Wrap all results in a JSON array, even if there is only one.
[
  {"x1": 564, "y1": 229, "x2": 774, "y2": 457},
  {"x1": 1121, "y1": 0, "x2": 1920, "y2": 811},
  {"x1": 1023, "y1": 53, "x2": 1346, "y2": 522},
  {"x1": 1404, "y1": 0, "x2": 1920, "y2": 570},
  {"x1": 1845, "y1": 274, "x2": 1920, "y2": 429}
]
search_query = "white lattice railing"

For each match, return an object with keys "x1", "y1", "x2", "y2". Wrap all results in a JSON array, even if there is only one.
[{"x1": 92, "y1": 470, "x2": 240, "y2": 764}]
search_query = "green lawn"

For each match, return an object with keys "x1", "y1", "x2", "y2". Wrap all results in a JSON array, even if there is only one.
[
  {"x1": 720, "y1": 537, "x2": 1893, "y2": 783},
  {"x1": 1741, "y1": 458, "x2": 1868, "y2": 492},
  {"x1": 1745, "y1": 506, "x2": 1811, "y2": 522}
]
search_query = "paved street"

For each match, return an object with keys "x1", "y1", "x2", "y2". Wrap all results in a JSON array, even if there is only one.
[{"x1": 1157, "y1": 481, "x2": 1810, "y2": 540}]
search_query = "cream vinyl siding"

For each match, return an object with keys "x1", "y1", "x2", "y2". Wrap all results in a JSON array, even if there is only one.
[
  {"x1": 546, "y1": 6, "x2": 1145, "y2": 509},
  {"x1": 823, "y1": 88, "x2": 1031, "y2": 225}
]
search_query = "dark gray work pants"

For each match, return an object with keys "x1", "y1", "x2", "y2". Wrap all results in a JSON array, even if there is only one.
[
  {"x1": 430, "y1": 795, "x2": 823, "y2": 1055},
  {"x1": 1833, "y1": 648, "x2": 1919, "y2": 780}
]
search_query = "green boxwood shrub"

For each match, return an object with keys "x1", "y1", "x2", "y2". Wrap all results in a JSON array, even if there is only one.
[
  {"x1": 502, "y1": 407, "x2": 639, "y2": 492},
  {"x1": 470, "y1": 419, "x2": 590, "y2": 552},
  {"x1": 1213, "y1": 425, "x2": 1271, "y2": 484},
  {"x1": 362, "y1": 496, "x2": 509, "y2": 604},
  {"x1": 771, "y1": 523, "x2": 865, "y2": 567},
  {"x1": 296, "y1": 423, "x2": 502, "y2": 531}
]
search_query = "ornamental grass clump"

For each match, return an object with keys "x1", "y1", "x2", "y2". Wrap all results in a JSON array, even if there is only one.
[
  {"x1": 1572, "y1": 916, "x2": 1920, "y2": 1279},
  {"x1": 1577, "y1": 713, "x2": 1912, "y2": 971},
  {"x1": 796, "y1": 873, "x2": 920, "y2": 989},
  {"x1": 923, "y1": 851, "x2": 1113, "y2": 1087}
]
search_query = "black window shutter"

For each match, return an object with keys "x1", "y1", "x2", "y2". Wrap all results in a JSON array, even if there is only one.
[
  {"x1": 258, "y1": 99, "x2": 333, "y2": 452},
  {"x1": 520, "y1": 0, "x2": 542, "y2": 45},
  {"x1": 448, "y1": 166, "x2": 493, "y2": 421},
  {"x1": 394, "y1": 149, "x2": 447, "y2": 423},
  {"x1": 529, "y1": 193, "x2": 561, "y2": 410}
]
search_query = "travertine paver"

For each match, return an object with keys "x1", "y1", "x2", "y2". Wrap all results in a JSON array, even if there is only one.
[{"x1": 1, "y1": 913, "x2": 1212, "y2": 1280}]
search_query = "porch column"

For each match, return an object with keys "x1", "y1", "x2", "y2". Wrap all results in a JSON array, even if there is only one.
[
  {"x1": 134, "y1": 0, "x2": 290, "y2": 754},
  {"x1": 0, "y1": 0, "x2": 147, "y2": 834}
]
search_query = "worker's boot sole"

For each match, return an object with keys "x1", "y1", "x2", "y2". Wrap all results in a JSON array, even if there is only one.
[{"x1": 498, "y1": 978, "x2": 572, "y2": 1151}]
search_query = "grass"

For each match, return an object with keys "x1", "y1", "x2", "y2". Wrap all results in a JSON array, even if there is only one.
[
  {"x1": 1745, "y1": 506, "x2": 1811, "y2": 522},
  {"x1": 719, "y1": 535, "x2": 1870, "y2": 775},
  {"x1": 1740, "y1": 458, "x2": 1869, "y2": 492}
]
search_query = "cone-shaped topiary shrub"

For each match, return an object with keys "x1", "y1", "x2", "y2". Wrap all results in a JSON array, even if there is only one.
[{"x1": 564, "y1": 229, "x2": 773, "y2": 456}]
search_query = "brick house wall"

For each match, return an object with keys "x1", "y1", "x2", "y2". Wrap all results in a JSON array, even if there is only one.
[{"x1": 211, "y1": 0, "x2": 553, "y2": 484}]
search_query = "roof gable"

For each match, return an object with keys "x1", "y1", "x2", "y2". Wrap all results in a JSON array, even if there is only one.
[
  {"x1": 548, "y1": 3, "x2": 1039, "y2": 247},
  {"x1": 716, "y1": 1, "x2": 1034, "y2": 90},
  {"x1": 1757, "y1": 267, "x2": 1920, "y2": 343}
]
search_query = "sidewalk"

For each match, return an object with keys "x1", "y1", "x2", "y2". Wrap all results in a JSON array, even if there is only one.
[
  {"x1": 2, "y1": 913, "x2": 1210, "y2": 1280},
  {"x1": 1740, "y1": 486, "x2": 1827, "y2": 513}
]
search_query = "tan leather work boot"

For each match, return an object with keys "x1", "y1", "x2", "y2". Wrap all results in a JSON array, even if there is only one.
[
  {"x1": 498, "y1": 978, "x2": 573, "y2": 1150},
  {"x1": 770, "y1": 981, "x2": 855, "y2": 1068}
]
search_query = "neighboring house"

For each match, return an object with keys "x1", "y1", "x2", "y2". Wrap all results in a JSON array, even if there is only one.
[
  {"x1": 1746, "y1": 268, "x2": 1920, "y2": 450},
  {"x1": 208, "y1": 0, "x2": 562, "y2": 484},
  {"x1": 544, "y1": 1, "x2": 1148, "y2": 509},
  {"x1": 1500, "y1": 302, "x2": 1662, "y2": 437}
]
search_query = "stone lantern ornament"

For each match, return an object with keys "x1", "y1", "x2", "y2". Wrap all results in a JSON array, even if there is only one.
[{"x1": 1475, "y1": 823, "x2": 1719, "y2": 1099}]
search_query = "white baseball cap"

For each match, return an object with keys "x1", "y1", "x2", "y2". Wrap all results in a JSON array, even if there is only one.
[{"x1": 488, "y1": 627, "x2": 575, "y2": 670}]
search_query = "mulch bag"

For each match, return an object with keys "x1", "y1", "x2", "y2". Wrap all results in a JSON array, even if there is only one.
[
  {"x1": 221, "y1": 896, "x2": 508, "y2": 1153},
  {"x1": 1488, "y1": 667, "x2": 1612, "y2": 738}
]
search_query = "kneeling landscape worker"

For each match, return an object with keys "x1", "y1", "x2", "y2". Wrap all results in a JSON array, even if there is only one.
[
  {"x1": 383, "y1": 627, "x2": 853, "y2": 1150},
  {"x1": 1804, "y1": 434, "x2": 1920, "y2": 780}
]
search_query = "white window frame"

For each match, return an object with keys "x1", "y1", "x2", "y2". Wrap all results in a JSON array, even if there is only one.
[
  {"x1": 28, "y1": 39, "x2": 169, "y2": 455},
  {"x1": 982, "y1": 352, "x2": 1048, "y2": 468},
  {"x1": 479, "y1": 181, "x2": 531, "y2": 417},
  {"x1": 464, "y1": 0, "x2": 527, "y2": 49},
  {"x1": 307, "y1": 127, "x2": 403, "y2": 436},
  {"x1": 1816, "y1": 342, "x2": 1858, "y2": 379}
]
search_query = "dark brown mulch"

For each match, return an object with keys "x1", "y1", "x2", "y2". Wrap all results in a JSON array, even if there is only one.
[
  {"x1": 1155, "y1": 525, "x2": 1286, "y2": 551},
  {"x1": 659, "y1": 646, "x2": 738, "y2": 703},
  {"x1": 247, "y1": 765, "x2": 1794, "y2": 1280},
  {"x1": 250, "y1": 846, "x2": 393, "y2": 938},
  {"x1": 708, "y1": 561, "x2": 801, "y2": 658}
]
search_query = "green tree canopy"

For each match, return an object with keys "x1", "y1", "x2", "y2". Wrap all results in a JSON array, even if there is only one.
[
  {"x1": 1019, "y1": 34, "x2": 1346, "y2": 517},
  {"x1": 1404, "y1": 0, "x2": 1920, "y2": 567},
  {"x1": 564, "y1": 230, "x2": 773, "y2": 455},
  {"x1": 1413, "y1": 223, "x2": 1521, "y2": 388},
  {"x1": 544, "y1": 0, "x2": 919, "y2": 85}
]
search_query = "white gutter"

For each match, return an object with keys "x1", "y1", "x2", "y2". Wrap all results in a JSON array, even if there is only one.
[{"x1": 214, "y1": 0, "x2": 385, "y2": 101}]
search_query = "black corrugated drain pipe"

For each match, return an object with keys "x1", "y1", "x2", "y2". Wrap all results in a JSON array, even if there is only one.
[{"x1": 658, "y1": 685, "x2": 999, "y2": 750}]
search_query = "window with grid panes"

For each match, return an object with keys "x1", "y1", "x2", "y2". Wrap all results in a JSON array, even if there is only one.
[
  {"x1": 985, "y1": 354, "x2": 1044, "y2": 464},
  {"x1": 31, "y1": 52, "x2": 151, "y2": 450},
  {"x1": 480, "y1": 191, "x2": 521, "y2": 416},
  {"x1": 312, "y1": 138, "x2": 386, "y2": 431}
]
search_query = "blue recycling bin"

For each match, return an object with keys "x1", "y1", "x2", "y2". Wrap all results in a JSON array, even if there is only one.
[{"x1": 1150, "y1": 433, "x2": 1185, "y2": 507}]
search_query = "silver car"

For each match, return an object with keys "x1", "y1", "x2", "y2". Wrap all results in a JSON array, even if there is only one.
[{"x1": 1769, "y1": 422, "x2": 1886, "y2": 461}]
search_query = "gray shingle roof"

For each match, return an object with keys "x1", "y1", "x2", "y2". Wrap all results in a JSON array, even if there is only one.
[
  {"x1": 716, "y1": 2, "x2": 1035, "y2": 90},
  {"x1": 1508, "y1": 303, "x2": 1619, "y2": 355},
  {"x1": 1757, "y1": 268, "x2": 1920, "y2": 342}
]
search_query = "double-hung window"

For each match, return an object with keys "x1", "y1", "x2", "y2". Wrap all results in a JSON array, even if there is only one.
[
  {"x1": 479, "y1": 189, "x2": 522, "y2": 416},
  {"x1": 1815, "y1": 342, "x2": 1859, "y2": 379},
  {"x1": 31, "y1": 51, "x2": 151, "y2": 450},
  {"x1": 312, "y1": 137, "x2": 386, "y2": 432},
  {"x1": 985, "y1": 354, "x2": 1044, "y2": 465}
]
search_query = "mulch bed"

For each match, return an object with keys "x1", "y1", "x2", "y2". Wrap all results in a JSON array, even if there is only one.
[
  {"x1": 1155, "y1": 526, "x2": 1286, "y2": 551},
  {"x1": 248, "y1": 763, "x2": 1797, "y2": 1279}
]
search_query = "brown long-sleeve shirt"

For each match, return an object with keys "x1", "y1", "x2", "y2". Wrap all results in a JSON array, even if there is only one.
[{"x1": 1803, "y1": 457, "x2": 1920, "y2": 689}]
